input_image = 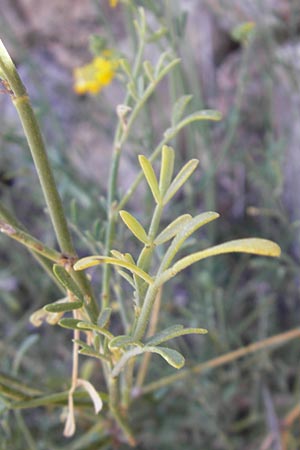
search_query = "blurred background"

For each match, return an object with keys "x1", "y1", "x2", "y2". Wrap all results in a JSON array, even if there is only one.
[{"x1": 1, "y1": 1, "x2": 300, "y2": 449}]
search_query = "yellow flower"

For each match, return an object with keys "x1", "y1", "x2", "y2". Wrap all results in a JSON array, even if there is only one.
[
  {"x1": 109, "y1": 0, "x2": 119, "y2": 7},
  {"x1": 73, "y1": 56, "x2": 119, "y2": 95}
]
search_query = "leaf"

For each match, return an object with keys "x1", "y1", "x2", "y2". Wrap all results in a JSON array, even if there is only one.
[
  {"x1": 163, "y1": 159, "x2": 199, "y2": 205},
  {"x1": 143, "y1": 60, "x2": 155, "y2": 82},
  {"x1": 53, "y1": 265, "x2": 85, "y2": 303},
  {"x1": 159, "y1": 238, "x2": 281, "y2": 285},
  {"x1": 154, "y1": 214, "x2": 192, "y2": 245},
  {"x1": 44, "y1": 300, "x2": 82, "y2": 313},
  {"x1": 77, "y1": 347, "x2": 110, "y2": 362},
  {"x1": 159, "y1": 212, "x2": 220, "y2": 271},
  {"x1": 175, "y1": 110, "x2": 222, "y2": 130},
  {"x1": 108, "y1": 335, "x2": 143, "y2": 350},
  {"x1": 73, "y1": 338, "x2": 92, "y2": 350},
  {"x1": 118, "y1": 270, "x2": 135, "y2": 288},
  {"x1": 127, "y1": 81, "x2": 139, "y2": 101},
  {"x1": 97, "y1": 308, "x2": 112, "y2": 328},
  {"x1": 147, "y1": 26, "x2": 168, "y2": 43},
  {"x1": 146, "y1": 325, "x2": 208, "y2": 346},
  {"x1": 146, "y1": 325, "x2": 183, "y2": 345},
  {"x1": 148, "y1": 346, "x2": 185, "y2": 369},
  {"x1": 59, "y1": 318, "x2": 82, "y2": 330},
  {"x1": 77, "y1": 322, "x2": 113, "y2": 340},
  {"x1": 112, "y1": 347, "x2": 144, "y2": 377},
  {"x1": 154, "y1": 51, "x2": 170, "y2": 76},
  {"x1": 119, "y1": 58, "x2": 133, "y2": 80},
  {"x1": 138, "y1": 155, "x2": 161, "y2": 204},
  {"x1": 30, "y1": 301, "x2": 66, "y2": 327},
  {"x1": 111, "y1": 345, "x2": 185, "y2": 377},
  {"x1": 171, "y1": 95, "x2": 193, "y2": 126},
  {"x1": 74, "y1": 256, "x2": 153, "y2": 285},
  {"x1": 159, "y1": 145, "x2": 175, "y2": 196},
  {"x1": 156, "y1": 57, "x2": 181, "y2": 81},
  {"x1": 110, "y1": 251, "x2": 135, "y2": 265},
  {"x1": 119, "y1": 210, "x2": 149, "y2": 244},
  {"x1": 164, "y1": 110, "x2": 222, "y2": 140},
  {"x1": 110, "y1": 249, "x2": 124, "y2": 260}
]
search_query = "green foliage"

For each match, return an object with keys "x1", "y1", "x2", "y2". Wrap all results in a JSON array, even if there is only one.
[{"x1": 0, "y1": 1, "x2": 294, "y2": 449}]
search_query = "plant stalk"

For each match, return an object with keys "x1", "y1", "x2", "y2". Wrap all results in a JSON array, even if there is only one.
[{"x1": 0, "y1": 40, "x2": 98, "y2": 321}]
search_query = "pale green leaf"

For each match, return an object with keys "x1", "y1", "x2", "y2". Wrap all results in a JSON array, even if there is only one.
[
  {"x1": 124, "y1": 253, "x2": 135, "y2": 264},
  {"x1": 111, "y1": 345, "x2": 185, "y2": 377},
  {"x1": 110, "y1": 250, "x2": 124, "y2": 260},
  {"x1": 159, "y1": 238, "x2": 281, "y2": 285},
  {"x1": 154, "y1": 51, "x2": 171, "y2": 77},
  {"x1": 171, "y1": 95, "x2": 193, "y2": 126},
  {"x1": 176, "y1": 110, "x2": 222, "y2": 130},
  {"x1": 159, "y1": 145, "x2": 175, "y2": 195},
  {"x1": 53, "y1": 265, "x2": 85, "y2": 303},
  {"x1": 146, "y1": 325, "x2": 183, "y2": 345},
  {"x1": 119, "y1": 58, "x2": 133, "y2": 80},
  {"x1": 127, "y1": 81, "x2": 139, "y2": 101},
  {"x1": 30, "y1": 303, "x2": 65, "y2": 327},
  {"x1": 108, "y1": 335, "x2": 143, "y2": 350},
  {"x1": 74, "y1": 339, "x2": 110, "y2": 362},
  {"x1": 97, "y1": 307, "x2": 112, "y2": 328},
  {"x1": 147, "y1": 26, "x2": 168, "y2": 43},
  {"x1": 164, "y1": 110, "x2": 222, "y2": 140},
  {"x1": 143, "y1": 60, "x2": 155, "y2": 82},
  {"x1": 73, "y1": 338, "x2": 93, "y2": 350},
  {"x1": 59, "y1": 318, "x2": 82, "y2": 330},
  {"x1": 74, "y1": 256, "x2": 153, "y2": 285},
  {"x1": 77, "y1": 321, "x2": 113, "y2": 340},
  {"x1": 163, "y1": 159, "x2": 199, "y2": 205},
  {"x1": 156, "y1": 58, "x2": 181, "y2": 81},
  {"x1": 118, "y1": 270, "x2": 135, "y2": 288},
  {"x1": 78, "y1": 347, "x2": 110, "y2": 362},
  {"x1": 112, "y1": 347, "x2": 145, "y2": 377},
  {"x1": 119, "y1": 210, "x2": 149, "y2": 244},
  {"x1": 146, "y1": 325, "x2": 208, "y2": 346},
  {"x1": 110, "y1": 250, "x2": 135, "y2": 265},
  {"x1": 147, "y1": 346, "x2": 185, "y2": 369},
  {"x1": 138, "y1": 155, "x2": 161, "y2": 204},
  {"x1": 44, "y1": 300, "x2": 82, "y2": 313},
  {"x1": 154, "y1": 214, "x2": 192, "y2": 245},
  {"x1": 109, "y1": 252, "x2": 136, "y2": 286},
  {"x1": 154, "y1": 51, "x2": 180, "y2": 79},
  {"x1": 159, "y1": 212, "x2": 220, "y2": 271}
]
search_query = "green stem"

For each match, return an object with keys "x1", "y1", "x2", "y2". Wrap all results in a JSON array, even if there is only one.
[
  {"x1": 0, "y1": 41, "x2": 73, "y2": 255},
  {"x1": 133, "y1": 283, "x2": 159, "y2": 341},
  {"x1": 0, "y1": 219, "x2": 61, "y2": 262},
  {"x1": 0, "y1": 40, "x2": 98, "y2": 321},
  {"x1": 101, "y1": 23, "x2": 146, "y2": 309},
  {"x1": 10, "y1": 390, "x2": 108, "y2": 409},
  {"x1": 109, "y1": 377, "x2": 136, "y2": 446},
  {"x1": 0, "y1": 201, "x2": 61, "y2": 285},
  {"x1": 135, "y1": 286, "x2": 162, "y2": 389},
  {"x1": 134, "y1": 202, "x2": 164, "y2": 309}
]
